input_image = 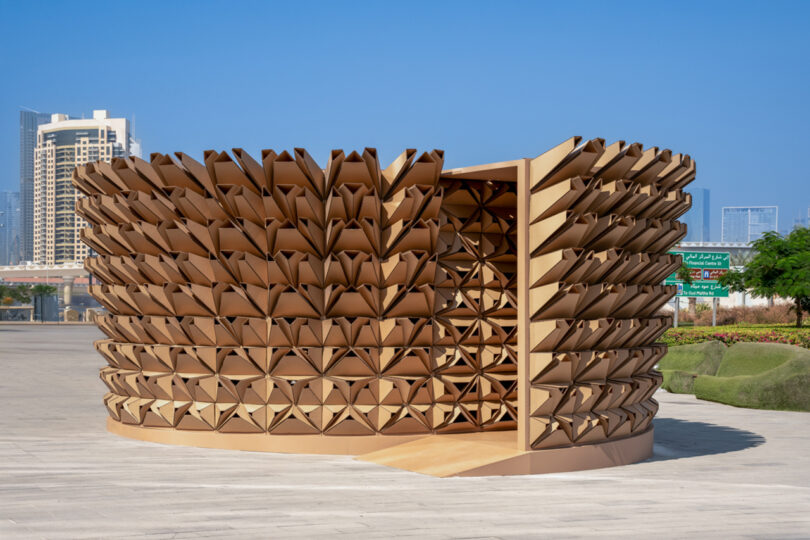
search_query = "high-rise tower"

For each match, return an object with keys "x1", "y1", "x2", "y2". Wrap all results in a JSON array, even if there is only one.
[
  {"x1": 19, "y1": 110, "x2": 51, "y2": 262},
  {"x1": 683, "y1": 188, "x2": 710, "y2": 241},
  {"x1": 33, "y1": 110, "x2": 141, "y2": 264},
  {"x1": 0, "y1": 191, "x2": 21, "y2": 265}
]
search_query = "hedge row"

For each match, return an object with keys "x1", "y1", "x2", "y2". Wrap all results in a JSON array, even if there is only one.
[
  {"x1": 659, "y1": 342, "x2": 810, "y2": 412},
  {"x1": 661, "y1": 325, "x2": 810, "y2": 349}
]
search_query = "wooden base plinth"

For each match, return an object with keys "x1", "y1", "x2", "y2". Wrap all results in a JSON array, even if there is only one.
[
  {"x1": 107, "y1": 417, "x2": 427, "y2": 454},
  {"x1": 107, "y1": 418, "x2": 653, "y2": 477}
]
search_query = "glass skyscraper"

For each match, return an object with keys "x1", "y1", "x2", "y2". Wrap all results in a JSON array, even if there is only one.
[
  {"x1": 19, "y1": 110, "x2": 52, "y2": 262},
  {"x1": 722, "y1": 206, "x2": 778, "y2": 243},
  {"x1": 0, "y1": 191, "x2": 21, "y2": 265},
  {"x1": 683, "y1": 188, "x2": 710, "y2": 242}
]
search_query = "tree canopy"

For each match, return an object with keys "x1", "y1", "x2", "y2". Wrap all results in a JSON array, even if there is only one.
[
  {"x1": 0, "y1": 284, "x2": 31, "y2": 304},
  {"x1": 0, "y1": 283, "x2": 58, "y2": 305},
  {"x1": 676, "y1": 261, "x2": 694, "y2": 285},
  {"x1": 30, "y1": 284, "x2": 57, "y2": 297},
  {"x1": 719, "y1": 227, "x2": 810, "y2": 327}
]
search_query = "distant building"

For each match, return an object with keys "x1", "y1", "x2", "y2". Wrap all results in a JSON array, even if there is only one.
[
  {"x1": 683, "y1": 188, "x2": 710, "y2": 242},
  {"x1": 33, "y1": 110, "x2": 141, "y2": 264},
  {"x1": 19, "y1": 110, "x2": 52, "y2": 262},
  {"x1": 0, "y1": 191, "x2": 22, "y2": 265},
  {"x1": 721, "y1": 206, "x2": 778, "y2": 243}
]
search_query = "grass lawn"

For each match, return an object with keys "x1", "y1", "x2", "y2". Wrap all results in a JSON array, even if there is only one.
[{"x1": 659, "y1": 341, "x2": 810, "y2": 412}]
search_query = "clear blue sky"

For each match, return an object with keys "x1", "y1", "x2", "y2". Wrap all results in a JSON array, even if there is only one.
[{"x1": 1, "y1": 1, "x2": 808, "y2": 239}]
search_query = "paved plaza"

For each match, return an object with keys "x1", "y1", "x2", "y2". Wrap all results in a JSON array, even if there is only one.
[{"x1": 1, "y1": 325, "x2": 809, "y2": 539}]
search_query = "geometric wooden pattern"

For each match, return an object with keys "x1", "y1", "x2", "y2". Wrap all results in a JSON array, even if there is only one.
[
  {"x1": 519, "y1": 137, "x2": 693, "y2": 450},
  {"x1": 74, "y1": 136, "x2": 693, "y2": 458},
  {"x1": 75, "y1": 147, "x2": 516, "y2": 436}
]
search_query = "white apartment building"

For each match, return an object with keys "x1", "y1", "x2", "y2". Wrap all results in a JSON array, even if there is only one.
[{"x1": 33, "y1": 110, "x2": 141, "y2": 264}]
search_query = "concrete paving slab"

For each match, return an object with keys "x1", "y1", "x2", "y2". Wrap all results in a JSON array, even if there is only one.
[{"x1": 1, "y1": 325, "x2": 809, "y2": 539}]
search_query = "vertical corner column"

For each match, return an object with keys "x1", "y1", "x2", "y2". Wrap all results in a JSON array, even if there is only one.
[{"x1": 516, "y1": 158, "x2": 533, "y2": 451}]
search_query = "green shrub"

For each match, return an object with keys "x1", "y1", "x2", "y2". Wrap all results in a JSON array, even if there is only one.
[
  {"x1": 662, "y1": 370, "x2": 698, "y2": 394},
  {"x1": 659, "y1": 340, "x2": 726, "y2": 375},
  {"x1": 678, "y1": 304, "x2": 795, "y2": 326},
  {"x1": 715, "y1": 342, "x2": 798, "y2": 377},
  {"x1": 660, "y1": 341, "x2": 810, "y2": 411},
  {"x1": 694, "y1": 351, "x2": 810, "y2": 411}
]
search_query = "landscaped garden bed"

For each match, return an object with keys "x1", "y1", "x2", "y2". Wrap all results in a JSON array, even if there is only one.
[{"x1": 662, "y1": 325, "x2": 810, "y2": 348}]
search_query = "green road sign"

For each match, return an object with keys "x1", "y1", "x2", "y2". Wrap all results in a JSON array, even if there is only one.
[
  {"x1": 678, "y1": 251, "x2": 730, "y2": 269},
  {"x1": 675, "y1": 281, "x2": 729, "y2": 298},
  {"x1": 664, "y1": 251, "x2": 730, "y2": 297}
]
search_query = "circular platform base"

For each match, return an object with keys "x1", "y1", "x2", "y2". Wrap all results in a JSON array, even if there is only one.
[
  {"x1": 107, "y1": 418, "x2": 438, "y2": 454},
  {"x1": 107, "y1": 418, "x2": 654, "y2": 476}
]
